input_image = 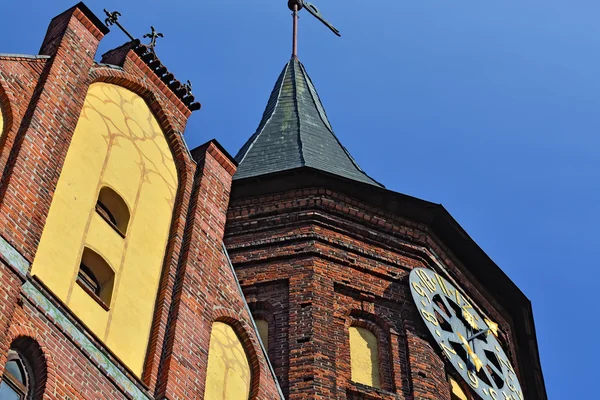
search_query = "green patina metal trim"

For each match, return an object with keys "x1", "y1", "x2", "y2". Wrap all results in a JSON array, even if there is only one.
[
  {"x1": 22, "y1": 281, "x2": 151, "y2": 400},
  {"x1": 0, "y1": 236, "x2": 29, "y2": 276}
]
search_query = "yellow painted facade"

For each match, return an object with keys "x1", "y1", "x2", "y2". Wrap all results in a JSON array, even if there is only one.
[
  {"x1": 0, "y1": 104, "x2": 3, "y2": 138},
  {"x1": 205, "y1": 322, "x2": 251, "y2": 400},
  {"x1": 349, "y1": 326, "x2": 381, "y2": 388},
  {"x1": 450, "y1": 378, "x2": 468, "y2": 400},
  {"x1": 255, "y1": 319, "x2": 268, "y2": 351},
  {"x1": 31, "y1": 83, "x2": 178, "y2": 376}
]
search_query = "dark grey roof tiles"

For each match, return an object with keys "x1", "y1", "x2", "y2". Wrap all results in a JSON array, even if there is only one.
[{"x1": 234, "y1": 58, "x2": 383, "y2": 188}]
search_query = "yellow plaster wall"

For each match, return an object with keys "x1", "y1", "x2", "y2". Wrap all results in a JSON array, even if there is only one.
[
  {"x1": 205, "y1": 322, "x2": 251, "y2": 400},
  {"x1": 349, "y1": 326, "x2": 381, "y2": 388},
  {"x1": 0, "y1": 104, "x2": 4, "y2": 139},
  {"x1": 255, "y1": 319, "x2": 268, "y2": 351},
  {"x1": 450, "y1": 378, "x2": 468, "y2": 400},
  {"x1": 31, "y1": 83, "x2": 178, "y2": 376}
]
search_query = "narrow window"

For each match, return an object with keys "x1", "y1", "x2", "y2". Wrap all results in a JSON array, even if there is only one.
[
  {"x1": 76, "y1": 248, "x2": 115, "y2": 309},
  {"x1": 0, "y1": 350, "x2": 32, "y2": 399},
  {"x1": 450, "y1": 377, "x2": 468, "y2": 400},
  {"x1": 255, "y1": 319, "x2": 269, "y2": 351},
  {"x1": 349, "y1": 326, "x2": 381, "y2": 388},
  {"x1": 96, "y1": 187, "x2": 130, "y2": 236},
  {"x1": 205, "y1": 322, "x2": 251, "y2": 400}
]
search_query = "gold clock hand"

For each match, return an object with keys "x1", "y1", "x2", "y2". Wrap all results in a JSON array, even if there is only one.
[{"x1": 457, "y1": 333, "x2": 483, "y2": 372}]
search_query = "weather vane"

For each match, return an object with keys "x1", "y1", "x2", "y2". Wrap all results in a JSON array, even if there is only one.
[
  {"x1": 103, "y1": 9, "x2": 135, "y2": 40},
  {"x1": 287, "y1": 0, "x2": 340, "y2": 59}
]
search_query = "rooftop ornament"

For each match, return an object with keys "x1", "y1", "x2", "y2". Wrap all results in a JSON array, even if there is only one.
[
  {"x1": 102, "y1": 9, "x2": 200, "y2": 112},
  {"x1": 143, "y1": 26, "x2": 164, "y2": 53},
  {"x1": 287, "y1": 0, "x2": 340, "y2": 59}
]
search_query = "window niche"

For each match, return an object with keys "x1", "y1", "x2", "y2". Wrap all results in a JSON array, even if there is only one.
[
  {"x1": 255, "y1": 319, "x2": 269, "y2": 351},
  {"x1": 0, "y1": 350, "x2": 32, "y2": 399},
  {"x1": 449, "y1": 376, "x2": 469, "y2": 400},
  {"x1": 0, "y1": 338, "x2": 46, "y2": 400},
  {"x1": 76, "y1": 248, "x2": 115, "y2": 310},
  {"x1": 349, "y1": 326, "x2": 381, "y2": 389},
  {"x1": 205, "y1": 322, "x2": 252, "y2": 400},
  {"x1": 95, "y1": 186, "x2": 130, "y2": 237}
]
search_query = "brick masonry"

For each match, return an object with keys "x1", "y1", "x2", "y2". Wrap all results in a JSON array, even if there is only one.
[
  {"x1": 0, "y1": 3, "x2": 281, "y2": 399},
  {"x1": 225, "y1": 179, "x2": 546, "y2": 399}
]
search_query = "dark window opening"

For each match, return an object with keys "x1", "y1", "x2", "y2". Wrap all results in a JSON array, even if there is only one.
[
  {"x1": 96, "y1": 201, "x2": 117, "y2": 226},
  {"x1": 77, "y1": 263, "x2": 100, "y2": 297},
  {"x1": 75, "y1": 248, "x2": 115, "y2": 310},
  {"x1": 95, "y1": 187, "x2": 130, "y2": 237},
  {"x1": 0, "y1": 350, "x2": 32, "y2": 400}
]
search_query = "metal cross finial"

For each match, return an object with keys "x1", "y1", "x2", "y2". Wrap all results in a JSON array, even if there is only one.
[
  {"x1": 143, "y1": 26, "x2": 164, "y2": 52},
  {"x1": 183, "y1": 80, "x2": 193, "y2": 96},
  {"x1": 103, "y1": 9, "x2": 135, "y2": 41},
  {"x1": 287, "y1": 0, "x2": 340, "y2": 59}
]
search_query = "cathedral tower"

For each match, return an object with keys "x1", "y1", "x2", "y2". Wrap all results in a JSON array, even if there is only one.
[{"x1": 225, "y1": 53, "x2": 547, "y2": 400}]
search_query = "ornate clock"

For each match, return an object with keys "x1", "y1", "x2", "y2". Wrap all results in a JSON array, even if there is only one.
[{"x1": 409, "y1": 268, "x2": 524, "y2": 400}]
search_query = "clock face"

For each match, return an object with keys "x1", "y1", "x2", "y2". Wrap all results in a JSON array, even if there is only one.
[{"x1": 409, "y1": 268, "x2": 524, "y2": 400}]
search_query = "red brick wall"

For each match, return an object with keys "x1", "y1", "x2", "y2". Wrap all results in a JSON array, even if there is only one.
[
  {"x1": 0, "y1": 4, "x2": 281, "y2": 399},
  {"x1": 226, "y1": 185, "x2": 522, "y2": 400}
]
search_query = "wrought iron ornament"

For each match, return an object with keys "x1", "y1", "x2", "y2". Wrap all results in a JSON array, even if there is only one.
[
  {"x1": 143, "y1": 26, "x2": 164, "y2": 52},
  {"x1": 287, "y1": 0, "x2": 340, "y2": 58},
  {"x1": 103, "y1": 9, "x2": 135, "y2": 40},
  {"x1": 409, "y1": 268, "x2": 524, "y2": 400},
  {"x1": 288, "y1": 0, "x2": 340, "y2": 36}
]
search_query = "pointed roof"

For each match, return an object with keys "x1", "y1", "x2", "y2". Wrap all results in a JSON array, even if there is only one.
[{"x1": 234, "y1": 58, "x2": 383, "y2": 187}]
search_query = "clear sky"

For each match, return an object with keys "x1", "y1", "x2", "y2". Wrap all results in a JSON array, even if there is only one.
[{"x1": 2, "y1": 1, "x2": 596, "y2": 398}]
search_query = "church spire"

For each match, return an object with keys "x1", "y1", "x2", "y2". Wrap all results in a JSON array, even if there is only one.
[
  {"x1": 234, "y1": 58, "x2": 383, "y2": 187},
  {"x1": 234, "y1": 1, "x2": 380, "y2": 187}
]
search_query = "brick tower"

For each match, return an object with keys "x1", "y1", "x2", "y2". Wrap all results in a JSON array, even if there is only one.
[{"x1": 225, "y1": 57, "x2": 547, "y2": 399}]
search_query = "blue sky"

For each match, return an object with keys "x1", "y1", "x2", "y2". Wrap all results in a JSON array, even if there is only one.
[{"x1": 2, "y1": 1, "x2": 597, "y2": 398}]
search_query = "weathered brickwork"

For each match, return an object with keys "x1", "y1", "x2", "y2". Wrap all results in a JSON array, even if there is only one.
[
  {"x1": 0, "y1": 3, "x2": 281, "y2": 399},
  {"x1": 225, "y1": 180, "x2": 543, "y2": 399}
]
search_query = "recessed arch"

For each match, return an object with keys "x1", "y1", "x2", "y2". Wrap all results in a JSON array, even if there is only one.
[
  {"x1": 31, "y1": 82, "x2": 180, "y2": 376},
  {"x1": 346, "y1": 310, "x2": 396, "y2": 392},
  {"x1": 0, "y1": 336, "x2": 47, "y2": 399},
  {"x1": 349, "y1": 326, "x2": 381, "y2": 389},
  {"x1": 96, "y1": 186, "x2": 130, "y2": 235},
  {"x1": 205, "y1": 321, "x2": 252, "y2": 400},
  {"x1": 77, "y1": 247, "x2": 115, "y2": 308}
]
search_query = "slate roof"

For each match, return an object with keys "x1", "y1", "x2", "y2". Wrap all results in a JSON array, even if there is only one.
[{"x1": 234, "y1": 58, "x2": 383, "y2": 187}]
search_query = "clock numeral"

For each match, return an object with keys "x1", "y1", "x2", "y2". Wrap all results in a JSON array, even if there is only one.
[
  {"x1": 502, "y1": 392, "x2": 516, "y2": 400},
  {"x1": 497, "y1": 354, "x2": 516, "y2": 375},
  {"x1": 467, "y1": 370, "x2": 479, "y2": 388},
  {"x1": 420, "y1": 309, "x2": 438, "y2": 326},
  {"x1": 416, "y1": 269, "x2": 437, "y2": 293},
  {"x1": 489, "y1": 388, "x2": 498, "y2": 400},
  {"x1": 505, "y1": 375, "x2": 523, "y2": 399},
  {"x1": 411, "y1": 282, "x2": 431, "y2": 304},
  {"x1": 435, "y1": 273, "x2": 453, "y2": 297},
  {"x1": 440, "y1": 342, "x2": 456, "y2": 359}
]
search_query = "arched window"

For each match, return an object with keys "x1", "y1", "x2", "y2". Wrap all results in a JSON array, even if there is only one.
[
  {"x1": 205, "y1": 322, "x2": 251, "y2": 400},
  {"x1": 0, "y1": 350, "x2": 33, "y2": 399},
  {"x1": 255, "y1": 319, "x2": 269, "y2": 351},
  {"x1": 349, "y1": 326, "x2": 381, "y2": 388},
  {"x1": 76, "y1": 248, "x2": 115, "y2": 309},
  {"x1": 450, "y1": 377, "x2": 468, "y2": 400},
  {"x1": 96, "y1": 186, "x2": 130, "y2": 236}
]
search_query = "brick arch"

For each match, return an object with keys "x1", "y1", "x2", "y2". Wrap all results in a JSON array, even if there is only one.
[
  {"x1": 212, "y1": 311, "x2": 263, "y2": 400},
  {"x1": 0, "y1": 81, "x2": 13, "y2": 139},
  {"x1": 0, "y1": 81, "x2": 16, "y2": 167},
  {"x1": 247, "y1": 300, "x2": 275, "y2": 358},
  {"x1": 346, "y1": 310, "x2": 396, "y2": 392},
  {"x1": 4, "y1": 325, "x2": 56, "y2": 399},
  {"x1": 87, "y1": 67, "x2": 197, "y2": 386}
]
